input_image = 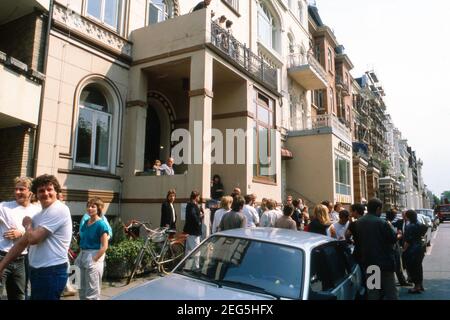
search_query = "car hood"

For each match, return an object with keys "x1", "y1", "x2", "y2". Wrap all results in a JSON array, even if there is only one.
[{"x1": 112, "y1": 273, "x2": 275, "y2": 300}]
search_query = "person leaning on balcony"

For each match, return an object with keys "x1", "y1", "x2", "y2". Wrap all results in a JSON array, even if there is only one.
[
  {"x1": 193, "y1": 0, "x2": 212, "y2": 12},
  {"x1": 160, "y1": 157, "x2": 175, "y2": 176},
  {"x1": 215, "y1": 15, "x2": 226, "y2": 28}
]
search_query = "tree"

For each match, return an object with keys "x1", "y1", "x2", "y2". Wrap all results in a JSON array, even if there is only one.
[
  {"x1": 441, "y1": 191, "x2": 450, "y2": 202},
  {"x1": 433, "y1": 195, "x2": 441, "y2": 207}
]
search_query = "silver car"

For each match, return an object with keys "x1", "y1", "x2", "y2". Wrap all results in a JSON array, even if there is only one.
[{"x1": 113, "y1": 228, "x2": 364, "y2": 300}]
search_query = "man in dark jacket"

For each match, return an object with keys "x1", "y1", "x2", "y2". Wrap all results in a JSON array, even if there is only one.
[
  {"x1": 160, "y1": 189, "x2": 177, "y2": 230},
  {"x1": 354, "y1": 198, "x2": 398, "y2": 300},
  {"x1": 183, "y1": 191, "x2": 203, "y2": 257}
]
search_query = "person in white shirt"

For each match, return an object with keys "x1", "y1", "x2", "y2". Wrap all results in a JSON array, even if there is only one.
[
  {"x1": 0, "y1": 174, "x2": 72, "y2": 300},
  {"x1": 212, "y1": 196, "x2": 233, "y2": 233},
  {"x1": 333, "y1": 210, "x2": 350, "y2": 241},
  {"x1": 0, "y1": 177, "x2": 40, "y2": 300},
  {"x1": 243, "y1": 194, "x2": 259, "y2": 228},
  {"x1": 260, "y1": 199, "x2": 282, "y2": 227},
  {"x1": 160, "y1": 157, "x2": 175, "y2": 176}
]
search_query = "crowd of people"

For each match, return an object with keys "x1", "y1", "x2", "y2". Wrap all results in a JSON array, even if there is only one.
[{"x1": 160, "y1": 174, "x2": 428, "y2": 300}]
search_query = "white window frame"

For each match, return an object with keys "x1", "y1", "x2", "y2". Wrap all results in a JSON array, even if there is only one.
[
  {"x1": 75, "y1": 104, "x2": 112, "y2": 171},
  {"x1": 147, "y1": 0, "x2": 174, "y2": 25},
  {"x1": 223, "y1": 0, "x2": 239, "y2": 12},
  {"x1": 257, "y1": 1, "x2": 278, "y2": 52},
  {"x1": 86, "y1": 0, "x2": 123, "y2": 32}
]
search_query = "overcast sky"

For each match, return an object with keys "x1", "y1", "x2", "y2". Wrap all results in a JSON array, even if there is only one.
[{"x1": 314, "y1": 0, "x2": 450, "y2": 196}]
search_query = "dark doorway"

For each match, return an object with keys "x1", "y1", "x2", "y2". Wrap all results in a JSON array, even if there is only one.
[{"x1": 144, "y1": 106, "x2": 161, "y2": 171}]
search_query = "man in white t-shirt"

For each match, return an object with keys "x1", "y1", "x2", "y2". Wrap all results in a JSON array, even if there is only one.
[
  {"x1": 0, "y1": 177, "x2": 41, "y2": 300},
  {"x1": 333, "y1": 210, "x2": 350, "y2": 241},
  {"x1": 243, "y1": 194, "x2": 260, "y2": 228},
  {"x1": 0, "y1": 174, "x2": 72, "y2": 300}
]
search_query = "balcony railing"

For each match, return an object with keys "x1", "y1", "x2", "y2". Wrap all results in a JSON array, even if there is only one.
[
  {"x1": 287, "y1": 52, "x2": 328, "y2": 90},
  {"x1": 210, "y1": 22, "x2": 278, "y2": 91},
  {"x1": 312, "y1": 114, "x2": 351, "y2": 135},
  {"x1": 335, "y1": 74, "x2": 350, "y2": 95}
]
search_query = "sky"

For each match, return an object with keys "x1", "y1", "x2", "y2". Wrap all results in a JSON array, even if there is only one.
[{"x1": 314, "y1": 0, "x2": 450, "y2": 196}]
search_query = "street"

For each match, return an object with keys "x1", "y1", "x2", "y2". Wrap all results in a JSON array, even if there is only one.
[{"x1": 399, "y1": 222, "x2": 450, "y2": 300}]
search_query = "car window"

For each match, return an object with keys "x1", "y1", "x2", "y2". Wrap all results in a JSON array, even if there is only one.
[
  {"x1": 177, "y1": 236, "x2": 304, "y2": 299},
  {"x1": 310, "y1": 243, "x2": 348, "y2": 293}
]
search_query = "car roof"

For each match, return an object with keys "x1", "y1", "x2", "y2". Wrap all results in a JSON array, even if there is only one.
[{"x1": 214, "y1": 228, "x2": 334, "y2": 251}]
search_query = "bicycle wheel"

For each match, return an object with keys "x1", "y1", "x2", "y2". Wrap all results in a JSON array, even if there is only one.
[
  {"x1": 159, "y1": 242, "x2": 185, "y2": 275},
  {"x1": 127, "y1": 244, "x2": 146, "y2": 285}
]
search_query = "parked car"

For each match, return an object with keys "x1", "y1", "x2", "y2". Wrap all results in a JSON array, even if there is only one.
[
  {"x1": 417, "y1": 214, "x2": 433, "y2": 247},
  {"x1": 113, "y1": 228, "x2": 365, "y2": 300},
  {"x1": 436, "y1": 204, "x2": 450, "y2": 223},
  {"x1": 416, "y1": 209, "x2": 439, "y2": 231}
]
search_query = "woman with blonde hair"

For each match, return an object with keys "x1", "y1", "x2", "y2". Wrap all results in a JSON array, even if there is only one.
[
  {"x1": 212, "y1": 196, "x2": 233, "y2": 233},
  {"x1": 308, "y1": 204, "x2": 336, "y2": 238}
]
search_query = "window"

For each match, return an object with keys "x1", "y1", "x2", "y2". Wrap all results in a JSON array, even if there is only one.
[
  {"x1": 361, "y1": 169, "x2": 368, "y2": 200},
  {"x1": 86, "y1": 0, "x2": 123, "y2": 31},
  {"x1": 298, "y1": 1, "x2": 304, "y2": 24},
  {"x1": 310, "y1": 244, "x2": 347, "y2": 293},
  {"x1": 335, "y1": 155, "x2": 351, "y2": 196},
  {"x1": 148, "y1": 0, "x2": 174, "y2": 25},
  {"x1": 257, "y1": 1, "x2": 278, "y2": 52},
  {"x1": 315, "y1": 44, "x2": 321, "y2": 63},
  {"x1": 253, "y1": 91, "x2": 276, "y2": 181},
  {"x1": 223, "y1": 0, "x2": 239, "y2": 11},
  {"x1": 75, "y1": 84, "x2": 112, "y2": 170},
  {"x1": 327, "y1": 48, "x2": 333, "y2": 72},
  {"x1": 313, "y1": 90, "x2": 323, "y2": 109},
  {"x1": 329, "y1": 88, "x2": 335, "y2": 113}
]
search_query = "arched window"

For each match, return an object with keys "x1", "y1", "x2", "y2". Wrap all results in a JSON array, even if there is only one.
[
  {"x1": 257, "y1": 1, "x2": 279, "y2": 52},
  {"x1": 298, "y1": 1, "x2": 304, "y2": 24},
  {"x1": 329, "y1": 87, "x2": 335, "y2": 114},
  {"x1": 148, "y1": 0, "x2": 174, "y2": 25},
  {"x1": 75, "y1": 83, "x2": 119, "y2": 171}
]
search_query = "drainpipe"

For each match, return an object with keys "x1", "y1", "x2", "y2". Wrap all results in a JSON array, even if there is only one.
[{"x1": 32, "y1": 0, "x2": 54, "y2": 177}]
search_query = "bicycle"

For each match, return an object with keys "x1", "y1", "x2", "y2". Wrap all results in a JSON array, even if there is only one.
[{"x1": 125, "y1": 221, "x2": 186, "y2": 284}]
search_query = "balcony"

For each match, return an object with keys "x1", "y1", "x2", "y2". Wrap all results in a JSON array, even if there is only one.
[
  {"x1": 289, "y1": 113, "x2": 352, "y2": 143},
  {"x1": 287, "y1": 53, "x2": 328, "y2": 90},
  {"x1": 335, "y1": 74, "x2": 350, "y2": 96},
  {"x1": 131, "y1": 9, "x2": 278, "y2": 93},
  {"x1": 210, "y1": 22, "x2": 278, "y2": 92},
  {"x1": 0, "y1": 51, "x2": 44, "y2": 128}
]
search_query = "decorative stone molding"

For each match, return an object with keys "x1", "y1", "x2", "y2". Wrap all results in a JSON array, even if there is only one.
[{"x1": 53, "y1": 3, "x2": 132, "y2": 58}]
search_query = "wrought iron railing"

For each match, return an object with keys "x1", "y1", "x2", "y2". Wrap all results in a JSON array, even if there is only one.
[
  {"x1": 335, "y1": 74, "x2": 350, "y2": 94},
  {"x1": 310, "y1": 114, "x2": 351, "y2": 138},
  {"x1": 287, "y1": 52, "x2": 328, "y2": 83},
  {"x1": 210, "y1": 22, "x2": 278, "y2": 91}
]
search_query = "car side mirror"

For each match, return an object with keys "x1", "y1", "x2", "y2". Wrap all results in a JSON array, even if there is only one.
[{"x1": 309, "y1": 290, "x2": 338, "y2": 300}]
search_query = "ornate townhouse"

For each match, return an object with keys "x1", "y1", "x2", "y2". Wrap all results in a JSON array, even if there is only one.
[{"x1": 285, "y1": 4, "x2": 354, "y2": 207}]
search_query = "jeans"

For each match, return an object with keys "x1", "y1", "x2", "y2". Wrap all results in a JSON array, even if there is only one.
[
  {"x1": 0, "y1": 255, "x2": 26, "y2": 300},
  {"x1": 29, "y1": 263, "x2": 68, "y2": 300}
]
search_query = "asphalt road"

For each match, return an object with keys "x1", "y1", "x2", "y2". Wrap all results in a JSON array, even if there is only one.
[{"x1": 399, "y1": 222, "x2": 450, "y2": 300}]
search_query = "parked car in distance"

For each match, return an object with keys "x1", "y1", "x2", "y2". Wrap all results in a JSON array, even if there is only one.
[
  {"x1": 416, "y1": 209, "x2": 439, "y2": 231},
  {"x1": 113, "y1": 228, "x2": 365, "y2": 300},
  {"x1": 436, "y1": 204, "x2": 450, "y2": 223},
  {"x1": 417, "y1": 214, "x2": 433, "y2": 247}
]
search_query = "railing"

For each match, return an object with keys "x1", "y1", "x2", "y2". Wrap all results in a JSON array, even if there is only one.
[
  {"x1": 210, "y1": 22, "x2": 278, "y2": 91},
  {"x1": 335, "y1": 74, "x2": 350, "y2": 94},
  {"x1": 310, "y1": 114, "x2": 351, "y2": 138},
  {"x1": 287, "y1": 52, "x2": 328, "y2": 83}
]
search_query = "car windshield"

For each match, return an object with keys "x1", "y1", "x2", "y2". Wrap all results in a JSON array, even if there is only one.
[
  {"x1": 175, "y1": 236, "x2": 304, "y2": 299},
  {"x1": 416, "y1": 210, "x2": 432, "y2": 218}
]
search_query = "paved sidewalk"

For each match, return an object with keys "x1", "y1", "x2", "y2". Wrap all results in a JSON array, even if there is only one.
[{"x1": 62, "y1": 273, "x2": 161, "y2": 300}]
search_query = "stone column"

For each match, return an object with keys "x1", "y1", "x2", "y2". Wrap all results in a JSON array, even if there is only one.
[
  {"x1": 125, "y1": 101, "x2": 147, "y2": 176},
  {"x1": 188, "y1": 51, "x2": 213, "y2": 199}
]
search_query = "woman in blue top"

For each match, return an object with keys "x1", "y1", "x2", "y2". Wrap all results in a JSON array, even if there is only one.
[{"x1": 75, "y1": 197, "x2": 109, "y2": 300}]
